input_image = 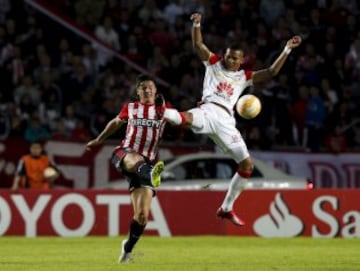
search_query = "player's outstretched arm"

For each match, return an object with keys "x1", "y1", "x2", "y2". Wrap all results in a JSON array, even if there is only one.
[
  {"x1": 86, "y1": 117, "x2": 124, "y2": 151},
  {"x1": 190, "y1": 13, "x2": 212, "y2": 61},
  {"x1": 252, "y1": 35, "x2": 302, "y2": 84}
]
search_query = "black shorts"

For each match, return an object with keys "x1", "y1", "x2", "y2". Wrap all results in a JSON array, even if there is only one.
[{"x1": 111, "y1": 147, "x2": 156, "y2": 196}]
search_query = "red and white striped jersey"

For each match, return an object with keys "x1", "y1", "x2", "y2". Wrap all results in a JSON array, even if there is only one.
[
  {"x1": 117, "y1": 101, "x2": 166, "y2": 161},
  {"x1": 201, "y1": 54, "x2": 253, "y2": 113}
]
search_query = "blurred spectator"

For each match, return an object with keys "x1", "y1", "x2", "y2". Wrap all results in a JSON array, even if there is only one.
[
  {"x1": 349, "y1": 124, "x2": 360, "y2": 150},
  {"x1": 304, "y1": 86, "x2": 326, "y2": 152},
  {"x1": 0, "y1": 109, "x2": 10, "y2": 140},
  {"x1": 70, "y1": 119, "x2": 91, "y2": 142},
  {"x1": 81, "y1": 43, "x2": 101, "y2": 78},
  {"x1": 61, "y1": 104, "x2": 78, "y2": 136},
  {"x1": 14, "y1": 75, "x2": 40, "y2": 107},
  {"x1": 6, "y1": 45, "x2": 25, "y2": 86},
  {"x1": 93, "y1": 16, "x2": 120, "y2": 67},
  {"x1": 148, "y1": 19, "x2": 174, "y2": 52},
  {"x1": 51, "y1": 119, "x2": 69, "y2": 140},
  {"x1": 73, "y1": 90, "x2": 96, "y2": 124},
  {"x1": 61, "y1": 61, "x2": 92, "y2": 106},
  {"x1": 24, "y1": 116, "x2": 51, "y2": 142},
  {"x1": 33, "y1": 53, "x2": 58, "y2": 84},
  {"x1": 259, "y1": 0, "x2": 285, "y2": 26},
  {"x1": 11, "y1": 141, "x2": 60, "y2": 190},
  {"x1": 291, "y1": 85, "x2": 309, "y2": 147},
  {"x1": 74, "y1": 0, "x2": 104, "y2": 28},
  {"x1": 0, "y1": 0, "x2": 359, "y2": 153},
  {"x1": 18, "y1": 93, "x2": 37, "y2": 120},
  {"x1": 321, "y1": 77, "x2": 339, "y2": 115},
  {"x1": 147, "y1": 46, "x2": 169, "y2": 76},
  {"x1": 163, "y1": 0, "x2": 185, "y2": 27},
  {"x1": 324, "y1": 124, "x2": 348, "y2": 153},
  {"x1": 137, "y1": 0, "x2": 164, "y2": 23},
  {"x1": 6, "y1": 102, "x2": 26, "y2": 137},
  {"x1": 344, "y1": 37, "x2": 360, "y2": 78},
  {"x1": 0, "y1": 0, "x2": 11, "y2": 24}
]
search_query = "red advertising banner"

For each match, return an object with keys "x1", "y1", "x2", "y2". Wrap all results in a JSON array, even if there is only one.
[
  {"x1": 1, "y1": 139, "x2": 359, "y2": 189},
  {"x1": 0, "y1": 189, "x2": 359, "y2": 238},
  {"x1": 0, "y1": 139, "x2": 205, "y2": 189}
]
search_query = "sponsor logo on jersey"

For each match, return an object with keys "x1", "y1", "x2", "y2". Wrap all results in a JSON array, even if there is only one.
[{"x1": 130, "y1": 118, "x2": 162, "y2": 128}]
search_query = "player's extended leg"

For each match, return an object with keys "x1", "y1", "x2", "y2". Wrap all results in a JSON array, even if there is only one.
[
  {"x1": 217, "y1": 157, "x2": 253, "y2": 226},
  {"x1": 119, "y1": 187, "x2": 153, "y2": 263},
  {"x1": 208, "y1": 113, "x2": 253, "y2": 226},
  {"x1": 117, "y1": 151, "x2": 163, "y2": 187},
  {"x1": 163, "y1": 108, "x2": 193, "y2": 127}
]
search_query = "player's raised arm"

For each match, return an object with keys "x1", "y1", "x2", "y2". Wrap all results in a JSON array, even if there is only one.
[
  {"x1": 190, "y1": 13, "x2": 212, "y2": 61},
  {"x1": 252, "y1": 35, "x2": 302, "y2": 84},
  {"x1": 86, "y1": 117, "x2": 124, "y2": 151}
]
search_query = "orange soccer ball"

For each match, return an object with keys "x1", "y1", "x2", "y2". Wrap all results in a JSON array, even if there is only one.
[{"x1": 236, "y1": 94, "x2": 262, "y2": 119}]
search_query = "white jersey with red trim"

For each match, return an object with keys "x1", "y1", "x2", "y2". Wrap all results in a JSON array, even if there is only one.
[
  {"x1": 201, "y1": 54, "x2": 253, "y2": 113},
  {"x1": 117, "y1": 101, "x2": 166, "y2": 161}
]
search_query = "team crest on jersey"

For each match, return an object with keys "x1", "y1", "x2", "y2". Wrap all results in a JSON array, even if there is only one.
[
  {"x1": 216, "y1": 82, "x2": 234, "y2": 97},
  {"x1": 130, "y1": 118, "x2": 162, "y2": 128}
]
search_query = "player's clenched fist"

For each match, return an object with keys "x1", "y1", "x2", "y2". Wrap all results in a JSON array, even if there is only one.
[
  {"x1": 190, "y1": 13, "x2": 202, "y2": 23},
  {"x1": 286, "y1": 35, "x2": 302, "y2": 49}
]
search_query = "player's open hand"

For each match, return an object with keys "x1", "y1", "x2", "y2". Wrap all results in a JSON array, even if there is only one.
[
  {"x1": 286, "y1": 35, "x2": 302, "y2": 49},
  {"x1": 85, "y1": 139, "x2": 101, "y2": 151},
  {"x1": 190, "y1": 13, "x2": 202, "y2": 23}
]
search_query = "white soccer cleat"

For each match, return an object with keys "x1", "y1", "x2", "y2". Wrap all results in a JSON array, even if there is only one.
[
  {"x1": 118, "y1": 239, "x2": 132, "y2": 263},
  {"x1": 150, "y1": 161, "x2": 164, "y2": 187}
]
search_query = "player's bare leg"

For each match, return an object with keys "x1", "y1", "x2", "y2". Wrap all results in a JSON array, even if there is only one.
[
  {"x1": 217, "y1": 157, "x2": 253, "y2": 226},
  {"x1": 119, "y1": 187, "x2": 153, "y2": 263}
]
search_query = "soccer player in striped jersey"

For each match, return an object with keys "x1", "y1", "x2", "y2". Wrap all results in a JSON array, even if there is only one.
[
  {"x1": 163, "y1": 13, "x2": 302, "y2": 226},
  {"x1": 86, "y1": 74, "x2": 167, "y2": 263}
]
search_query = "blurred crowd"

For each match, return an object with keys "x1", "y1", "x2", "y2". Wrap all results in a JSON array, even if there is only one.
[{"x1": 0, "y1": 0, "x2": 359, "y2": 153}]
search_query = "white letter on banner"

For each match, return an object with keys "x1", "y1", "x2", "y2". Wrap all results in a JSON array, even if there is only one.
[
  {"x1": 312, "y1": 196, "x2": 339, "y2": 238},
  {"x1": 0, "y1": 197, "x2": 11, "y2": 235},
  {"x1": 342, "y1": 211, "x2": 360, "y2": 238},
  {"x1": 96, "y1": 195, "x2": 131, "y2": 236},
  {"x1": 146, "y1": 197, "x2": 171, "y2": 237},
  {"x1": 12, "y1": 195, "x2": 51, "y2": 237},
  {"x1": 51, "y1": 194, "x2": 94, "y2": 236}
]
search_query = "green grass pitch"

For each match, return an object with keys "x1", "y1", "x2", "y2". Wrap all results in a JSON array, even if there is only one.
[{"x1": 1, "y1": 236, "x2": 359, "y2": 271}]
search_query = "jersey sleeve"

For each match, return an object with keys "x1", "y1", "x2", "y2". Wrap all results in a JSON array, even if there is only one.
[
  {"x1": 118, "y1": 102, "x2": 129, "y2": 120},
  {"x1": 203, "y1": 53, "x2": 221, "y2": 66},
  {"x1": 15, "y1": 158, "x2": 26, "y2": 176},
  {"x1": 244, "y1": 69, "x2": 253, "y2": 86},
  {"x1": 244, "y1": 70, "x2": 253, "y2": 81}
]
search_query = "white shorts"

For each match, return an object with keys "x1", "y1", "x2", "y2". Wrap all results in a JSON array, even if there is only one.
[{"x1": 188, "y1": 103, "x2": 249, "y2": 163}]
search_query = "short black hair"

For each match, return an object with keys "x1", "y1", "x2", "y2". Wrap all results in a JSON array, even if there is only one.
[
  {"x1": 227, "y1": 42, "x2": 243, "y2": 52},
  {"x1": 136, "y1": 74, "x2": 154, "y2": 88},
  {"x1": 30, "y1": 140, "x2": 43, "y2": 147}
]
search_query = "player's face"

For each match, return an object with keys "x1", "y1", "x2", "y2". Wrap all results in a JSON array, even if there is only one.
[
  {"x1": 30, "y1": 143, "x2": 43, "y2": 158},
  {"x1": 137, "y1": 80, "x2": 157, "y2": 104},
  {"x1": 224, "y1": 49, "x2": 244, "y2": 71}
]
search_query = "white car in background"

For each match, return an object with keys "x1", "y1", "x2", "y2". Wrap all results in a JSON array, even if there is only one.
[{"x1": 158, "y1": 152, "x2": 312, "y2": 190}]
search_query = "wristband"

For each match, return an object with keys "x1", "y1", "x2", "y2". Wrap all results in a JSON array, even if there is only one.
[
  {"x1": 193, "y1": 22, "x2": 201, "y2": 28},
  {"x1": 283, "y1": 46, "x2": 292, "y2": 55}
]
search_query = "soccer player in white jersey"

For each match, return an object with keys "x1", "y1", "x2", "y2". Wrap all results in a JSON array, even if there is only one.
[
  {"x1": 163, "y1": 13, "x2": 302, "y2": 226},
  {"x1": 86, "y1": 74, "x2": 167, "y2": 263}
]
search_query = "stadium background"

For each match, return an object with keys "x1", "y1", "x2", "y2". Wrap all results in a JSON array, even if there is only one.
[
  {"x1": 0, "y1": 0, "x2": 359, "y2": 152},
  {"x1": 0, "y1": 0, "x2": 359, "y2": 239}
]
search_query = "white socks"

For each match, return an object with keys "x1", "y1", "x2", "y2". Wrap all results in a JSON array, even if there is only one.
[
  {"x1": 164, "y1": 108, "x2": 182, "y2": 125},
  {"x1": 221, "y1": 172, "x2": 247, "y2": 212}
]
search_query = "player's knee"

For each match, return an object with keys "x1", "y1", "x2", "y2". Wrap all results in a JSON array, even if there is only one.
[
  {"x1": 237, "y1": 158, "x2": 254, "y2": 178},
  {"x1": 189, "y1": 112, "x2": 204, "y2": 130},
  {"x1": 123, "y1": 154, "x2": 145, "y2": 172},
  {"x1": 135, "y1": 212, "x2": 148, "y2": 225}
]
